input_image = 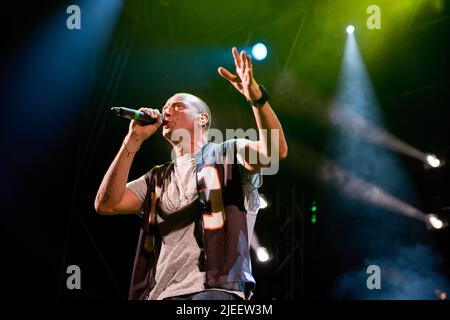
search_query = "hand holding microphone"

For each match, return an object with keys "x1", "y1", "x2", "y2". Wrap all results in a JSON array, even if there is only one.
[
  {"x1": 112, "y1": 107, "x2": 166, "y2": 142},
  {"x1": 111, "y1": 107, "x2": 166, "y2": 126}
]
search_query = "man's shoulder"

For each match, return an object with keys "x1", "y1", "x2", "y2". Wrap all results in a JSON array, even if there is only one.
[
  {"x1": 200, "y1": 139, "x2": 252, "y2": 168},
  {"x1": 207, "y1": 138, "x2": 251, "y2": 150},
  {"x1": 144, "y1": 161, "x2": 174, "y2": 179}
]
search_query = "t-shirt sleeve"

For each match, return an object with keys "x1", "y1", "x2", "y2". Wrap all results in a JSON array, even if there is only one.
[
  {"x1": 231, "y1": 138, "x2": 263, "y2": 190},
  {"x1": 235, "y1": 138, "x2": 250, "y2": 168},
  {"x1": 233, "y1": 138, "x2": 262, "y2": 183},
  {"x1": 126, "y1": 173, "x2": 149, "y2": 203}
]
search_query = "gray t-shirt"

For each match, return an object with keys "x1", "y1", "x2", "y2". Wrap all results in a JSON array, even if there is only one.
[{"x1": 126, "y1": 139, "x2": 262, "y2": 300}]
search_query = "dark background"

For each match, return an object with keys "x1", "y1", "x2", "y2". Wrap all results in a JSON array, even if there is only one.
[{"x1": 1, "y1": 0, "x2": 449, "y2": 300}]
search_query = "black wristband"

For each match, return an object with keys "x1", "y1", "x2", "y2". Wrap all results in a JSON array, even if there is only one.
[{"x1": 249, "y1": 84, "x2": 269, "y2": 108}]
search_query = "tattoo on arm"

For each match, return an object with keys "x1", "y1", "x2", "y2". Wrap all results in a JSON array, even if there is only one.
[{"x1": 101, "y1": 187, "x2": 112, "y2": 203}]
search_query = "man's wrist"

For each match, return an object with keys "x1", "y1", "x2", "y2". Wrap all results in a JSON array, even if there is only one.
[
  {"x1": 124, "y1": 133, "x2": 144, "y2": 151},
  {"x1": 248, "y1": 84, "x2": 269, "y2": 108},
  {"x1": 248, "y1": 82, "x2": 262, "y2": 101}
]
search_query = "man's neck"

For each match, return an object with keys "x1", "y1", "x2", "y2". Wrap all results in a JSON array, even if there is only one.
[
  {"x1": 169, "y1": 127, "x2": 208, "y2": 158},
  {"x1": 172, "y1": 140, "x2": 206, "y2": 158}
]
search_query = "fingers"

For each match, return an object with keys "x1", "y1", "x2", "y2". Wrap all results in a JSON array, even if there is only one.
[
  {"x1": 246, "y1": 55, "x2": 252, "y2": 78},
  {"x1": 241, "y1": 50, "x2": 247, "y2": 72},
  {"x1": 224, "y1": 47, "x2": 255, "y2": 95},
  {"x1": 232, "y1": 47, "x2": 241, "y2": 68},
  {"x1": 138, "y1": 107, "x2": 162, "y2": 124},
  {"x1": 240, "y1": 50, "x2": 246, "y2": 70},
  {"x1": 218, "y1": 67, "x2": 239, "y2": 82},
  {"x1": 138, "y1": 107, "x2": 160, "y2": 118},
  {"x1": 232, "y1": 47, "x2": 252, "y2": 71}
]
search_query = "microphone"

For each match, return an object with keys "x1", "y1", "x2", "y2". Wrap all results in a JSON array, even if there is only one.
[{"x1": 111, "y1": 107, "x2": 165, "y2": 126}]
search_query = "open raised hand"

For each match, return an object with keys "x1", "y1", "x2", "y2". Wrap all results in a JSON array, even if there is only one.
[{"x1": 218, "y1": 47, "x2": 262, "y2": 102}]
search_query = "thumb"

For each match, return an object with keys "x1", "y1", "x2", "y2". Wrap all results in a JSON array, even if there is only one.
[{"x1": 218, "y1": 67, "x2": 239, "y2": 82}]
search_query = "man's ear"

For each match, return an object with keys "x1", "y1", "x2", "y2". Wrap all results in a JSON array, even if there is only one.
[{"x1": 198, "y1": 113, "x2": 209, "y2": 127}]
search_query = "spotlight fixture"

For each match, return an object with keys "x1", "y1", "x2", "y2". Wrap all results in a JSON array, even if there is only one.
[
  {"x1": 259, "y1": 194, "x2": 269, "y2": 209},
  {"x1": 346, "y1": 25, "x2": 355, "y2": 34},
  {"x1": 424, "y1": 153, "x2": 443, "y2": 169},
  {"x1": 426, "y1": 213, "x2": 447, "y2": 230},
  {"x1": 256, "y1": 247, "x2": 270, "y2": 263},
  {"x1": 251, "y1": 43, "x2": 268, "y2": 61}
]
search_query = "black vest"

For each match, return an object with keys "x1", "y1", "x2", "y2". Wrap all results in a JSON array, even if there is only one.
[{"x1": 128, "y1": 141, "x2": 256, "y2": 300}]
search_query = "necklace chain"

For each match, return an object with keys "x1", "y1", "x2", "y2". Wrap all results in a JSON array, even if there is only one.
[{"x1": 164, "y1": 156, "x2": 195, "y2": 212}]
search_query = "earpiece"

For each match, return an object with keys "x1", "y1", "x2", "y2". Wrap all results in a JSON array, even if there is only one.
[{"x1": 199, "y1": 114, "x2": 208, "y2": 124}]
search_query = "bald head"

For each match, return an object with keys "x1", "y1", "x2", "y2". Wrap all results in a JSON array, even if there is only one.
[{"x1": 172, "y1": 93, "x2": 211, "y2": 130}]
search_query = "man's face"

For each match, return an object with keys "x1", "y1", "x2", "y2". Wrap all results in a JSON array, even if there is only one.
[{"x1": 161, "y1": 94, "x2": 200, "y2": 140}]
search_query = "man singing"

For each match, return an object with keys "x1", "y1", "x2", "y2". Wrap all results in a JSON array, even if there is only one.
[{"x1": 94, "y1": 47, "x2": 288, "y2": 300}]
